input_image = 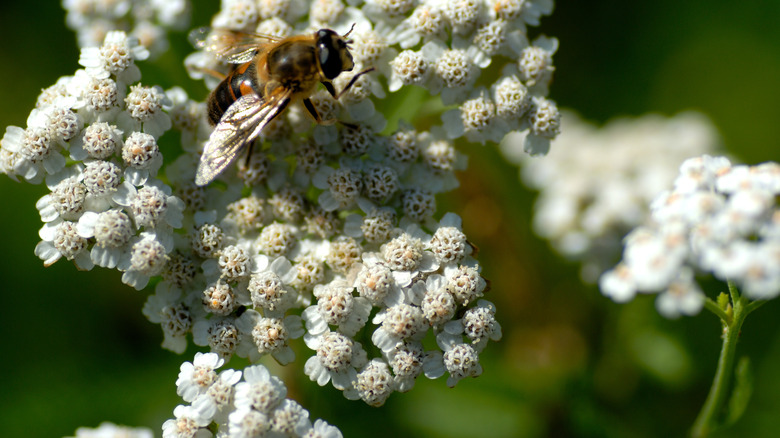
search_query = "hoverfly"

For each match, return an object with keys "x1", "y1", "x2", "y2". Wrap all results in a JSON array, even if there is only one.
[{"x1": 189, "y1": 25, "x2": 373, "y2": 186}]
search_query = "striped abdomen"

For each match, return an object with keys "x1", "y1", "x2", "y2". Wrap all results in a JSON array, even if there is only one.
[{"x1": 206, "y1": 61, "x2": 263, "y2": 126}]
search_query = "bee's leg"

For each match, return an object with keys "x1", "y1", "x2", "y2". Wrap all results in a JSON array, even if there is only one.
[
  {"x1": 340, "y1": 122, "x2": 358, "y2": 130},
  {"x1": 243, "y1": 97, "x2": 291, "y2": 167},
  {"x1": 244, "y1": 140, "x2": 255, "y2": 168},
  {"x1": 303, "y1": 97, "x2": 337, "y2": 126},
  {"x1": 322, "y1": 82, "x2": 337, "y2": 99},
  {"x1": 334, "y1": 67, "x2": 376, "y2": 99},
  {"x1": 304, "y1": 97, "x2": 358, "y2": 129},
  {"x1": 313, "y1": 68, "x2": 376, "y2": 128}
]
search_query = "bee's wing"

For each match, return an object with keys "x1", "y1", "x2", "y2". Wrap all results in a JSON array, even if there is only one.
[
  {"x1": 189, "y1": 27, "x2": 280, "y2": 64},
  {"x1": 195, "y1": 90, "x2": 292, "y2": 186}
]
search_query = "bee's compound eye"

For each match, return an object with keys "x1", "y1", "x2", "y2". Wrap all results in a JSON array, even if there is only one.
[{"x1": 317, "y1": 29, "x2": 345, "y2": 79}]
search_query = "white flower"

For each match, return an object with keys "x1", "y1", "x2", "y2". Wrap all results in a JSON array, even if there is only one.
[
  {"x1": 386, "y1": 1, "x2": 446, "y2": 49},
  {"x1": 121, "y1": 131, "x2": 164, "y2": 185},
  {"x1": 246, "y1": 256, "x2": 300, "y2": 316},
  {"x1": 371, "y1": 303, "x2": 427, "y2": 352},
  {"x1": 268, "y1": 398, "x2": 312, "y2": 436},
  {"x1": 118, "y1": 84, "x2": 172, "y2": 138},
  {"x1": 427, "y1": 212, "x2": 472, "y2": 265},
  {"x1": 300, "y1": 419, "x2": 343, "y2": 438},
  {"x1": 4, "y1": 116, "x2": 67, "y2": 182},
  {"x1": 234, "y1": 364, "x2": 287, "y2": 413},
  {"x1": 601, "y1": 155, "x2": 780, "y2": 315},
  {"x1": 503, "y1": 112, "x2": 721, "y2": 282},
  {"x1": 388, "y1": 49, "x2": 431, "y2": 92},
  {"x1": 303, "y1": 330, "x2": 367, "y2": 398},
  {"x1": 353, "y1": 260, "x2": 404, "y2": 307},
  {"x1": 385, "y1": 341, "x2": 425, "y2": 392},
  {"x1": 192, "y1": 315, "x2": 245, "y2": 361},
  {"x1": 235, "y1": 309, "x2": 304, "y2": 364},
  {"x1": 443, "y1": 299, "x2": 502, "y2": 351},
  {"x1": 151, "y1": 0, "x2": 191, "y2": 29},
  {"x1": 78, "y1": 31, "x2": 148, "y2": 84},
  {"x1": 599, "y1": 264, "x2": 637, "y2": 303},
  {"x1": 366, "y1": 224, "x2": 438, "y2": 286},
  {"x1": 212, "y1": 0, "x2": 259, "y2": 30},
  {"x1": 441, "y1": 89, "x2": 508, "y2": 144},
  {"x1": 517, "y1": 35, "x2": 558, "y2": 93},
  {"x1": 354, "y1": 358, "x2": 395, "y2": 406},
  {"x1": 113, "y1": 179, "x2": 185, "y2": 238},
  {"x1": 162, "y1": 395, "x2": 216, "y2": 438},
  {"x1": 35, "y1": 219, "x2": 93, "y2": 270},
  {"x1": 142, "y1": 282, "x2": 192, "y2": 354},
  {"x1": 118, "y1": 231, "x2": 171, "y2": 290},
  {"x1": 228, "y1": 407, "x2": 270, "y2": 438},
  {"x1": 302, "y1": 279, "x2": 372, "y2": 337},
  {"x1": 77, "y1": 208, "x2": 135, "y2": 269},
  {"x1": 176, "y1": 352, "x2": 226, "y2": 402},
  {"x1": 68, "y1": 422, "x2": 153, "y2": 438},
  {"x1": 424, "y1": 41, "x2": 480, "y2": 105},
  {"x1": 655, "y1": 269, "x2": 705, "y2": 318},
  {"x1": 312, "y1": 163, "x2": 365, "y2": 211},
  {"x1": 433, "y1": 333, "x2": 483, "y2": 387},
  {"x1": 166, "y1": 86, "x2": 210, "y2": 151}
]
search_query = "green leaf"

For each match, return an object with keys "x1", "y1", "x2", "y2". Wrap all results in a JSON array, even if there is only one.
[{"x1": 724, "y1": 356, "x2": 753, "y2": 427}]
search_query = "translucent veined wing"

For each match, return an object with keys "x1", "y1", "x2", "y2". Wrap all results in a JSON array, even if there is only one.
[
  {"x1": 188, "y1": 27, "x2": 280, "y2": 64},
  {"x1": 195, "y1": 90, "x2": 292, "y2": 186}
]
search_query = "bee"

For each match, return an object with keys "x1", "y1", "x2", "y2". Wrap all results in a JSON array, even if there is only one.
[{"x1": 190, "y1": 25, "x2": 373, "y2": 186}]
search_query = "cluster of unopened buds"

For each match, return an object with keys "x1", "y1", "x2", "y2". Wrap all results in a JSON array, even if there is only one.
[{"x1": 2, "y1": 0, "x2": 561, "y2": 436}]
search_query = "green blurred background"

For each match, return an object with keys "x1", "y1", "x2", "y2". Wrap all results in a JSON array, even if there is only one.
[{"x1": 1, "y1": 1, "x2": 779, "y2": 437}]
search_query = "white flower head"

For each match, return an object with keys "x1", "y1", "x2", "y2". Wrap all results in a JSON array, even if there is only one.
[
  {"x1": 118, "y1": 231, "x2": 171, "y2": 290},
  {"x1": 176, "y1": 352, "x2": 226, "y2": 402},
  {"x1": 236, "y1": 309, "x2": 304, "y2": 364},
  {"x1": 35, "y1": 219, "x2": 93, "y2": 270},
  {"x1": 79, "y1": 30, "x2": 149, "y2": 84},
  {"x1": 601, "y1": 155, "x2": 780, "y2": 314},
  {"x1": 69, "y1": 422, "x2": 153, "y2": 438},
  {"x1": 162, "y1": 395, "x2": 216, "y2": 438},
  {"x1": 303, "y1": 279, "x2": 372, "y2": 337},
  {"x1": 304, "y1": 330, "x2": 368, "y2": 398}
]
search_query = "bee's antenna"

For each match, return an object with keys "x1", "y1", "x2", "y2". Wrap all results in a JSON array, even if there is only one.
[{"x1": 343, "y1": 23, "x2": 356, "y2": 41}]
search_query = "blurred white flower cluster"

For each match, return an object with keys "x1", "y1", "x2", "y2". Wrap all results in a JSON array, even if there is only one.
[
  {"x1": 62, "y1": 0, "x2": 191, "y2": 57},
  {"x1": 501, "y1": 111, "x2": 722, "y2": 282},
  {"x1": 163, "y1": 352, "x2": 343, "y2": 438},
  {"x1": 600, "y1": 155, "x2": 780, "y2": 318},
  {"x1": 67, "y1": 422, "x2": 153, "y2": 438}
]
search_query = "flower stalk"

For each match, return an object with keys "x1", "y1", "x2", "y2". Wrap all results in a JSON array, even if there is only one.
[{"x1": 691, "y1": 282, "x2": 764, "y2": 437}]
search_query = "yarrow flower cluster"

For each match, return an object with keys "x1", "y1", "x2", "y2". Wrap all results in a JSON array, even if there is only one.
[
  {"x1": 501, "y1": 111, "x2": 722, "y2": 281},
  {"x1": 62, "y1": 0, "x2": 191, "y2": 57},
  {"x1": 164, "y1": 352, "x2": 343, "y2": 438},
  {"x1": 186, "y1": 0, "x2": 558, "y2": 153},
  {"x1": 2, "y1": 0, "x2": 564, "y2": 433},
  {"x1": 600, "y1": 155, "x2": 780, "y2": 318},
  {"x1": 1, "y1": 31, "x2": 179, "y2": 288}
]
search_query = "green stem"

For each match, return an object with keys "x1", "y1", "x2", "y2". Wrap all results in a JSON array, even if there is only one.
[
  {"x1": 690, "y1": 282, "x2": 752, "y2": 438},
  {"x1": 703, "y1": 298, "x2": 730, "y2": 323}
]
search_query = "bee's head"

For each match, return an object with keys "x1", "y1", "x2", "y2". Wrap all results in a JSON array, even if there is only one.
[{"x1": 316, "y1": 27, "x2": 355, "y2": 80}]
